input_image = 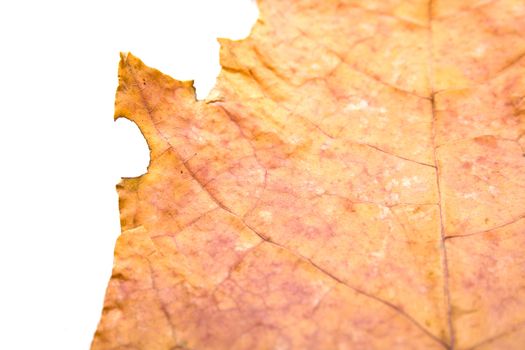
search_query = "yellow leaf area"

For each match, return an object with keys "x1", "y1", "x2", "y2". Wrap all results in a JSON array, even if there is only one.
[{"x1": 92, "y1": 1, "x2": 525, "y2": 349}]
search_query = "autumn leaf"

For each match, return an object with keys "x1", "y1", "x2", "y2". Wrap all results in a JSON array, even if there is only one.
[{"x1": 92, "y1": 1, "x2": 525, "y2": 349}]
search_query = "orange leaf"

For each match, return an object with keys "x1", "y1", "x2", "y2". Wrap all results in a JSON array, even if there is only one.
[{"x1": 92, "y1": 1, "x2": 525, "y2": 349}]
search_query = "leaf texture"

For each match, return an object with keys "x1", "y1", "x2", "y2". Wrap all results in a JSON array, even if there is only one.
[{"x1": 92, "y1": 1, "x2": 525, "y2": 349}]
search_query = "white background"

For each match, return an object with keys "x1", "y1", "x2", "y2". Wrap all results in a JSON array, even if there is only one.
[{"x1": 0, "y1": 1, "x2": 258, "y2": 349}]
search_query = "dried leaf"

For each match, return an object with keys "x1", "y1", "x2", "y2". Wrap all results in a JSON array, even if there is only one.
[{"x1": 92, "y1": 1, "x2": 525, "y2": 349}]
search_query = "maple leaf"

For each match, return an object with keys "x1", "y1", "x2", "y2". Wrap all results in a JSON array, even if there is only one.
[{"x1": 92, "y1": 1, "x2": 525, "y2": 349}]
